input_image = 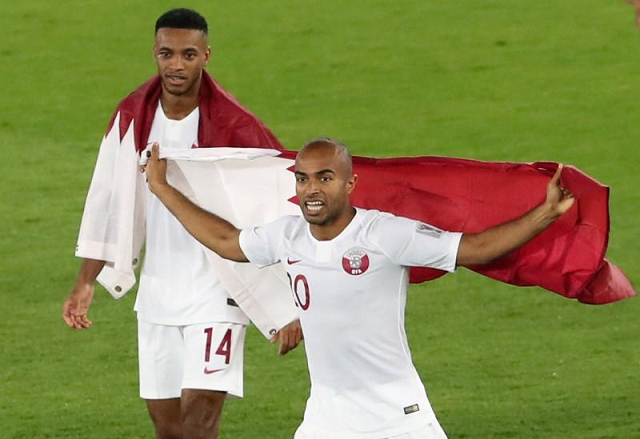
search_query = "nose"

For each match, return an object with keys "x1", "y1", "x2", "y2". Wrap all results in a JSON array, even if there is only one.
[
  {"x1": 306, "y1": 178, "x2": 321, "y2": 195},
  {"x1": 170, "y1": 56, "x2": 185, "y2": 71}
]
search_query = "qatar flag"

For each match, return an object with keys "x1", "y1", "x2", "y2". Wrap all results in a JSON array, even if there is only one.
[{"x1": 161, "y1": 148, "x2": 635, "y2": 306}]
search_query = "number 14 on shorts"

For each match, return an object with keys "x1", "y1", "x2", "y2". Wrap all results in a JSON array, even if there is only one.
[{"x1": 203, "y1": 326, "x2": 232, "y2": 374}]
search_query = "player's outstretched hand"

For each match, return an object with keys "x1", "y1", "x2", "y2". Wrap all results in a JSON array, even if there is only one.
[
  {"x1": 271, "y1": 319, "x2": 304, "y2": 355},
  {"x1": 145, "y1": 143, "x2": 168, "y2": 194},
  {"x1": 544, "y1": 164, "x2": 575, "y2": 217},
  {"x1": 62, "y1": 283, "x2": 95, "y2": 330}
]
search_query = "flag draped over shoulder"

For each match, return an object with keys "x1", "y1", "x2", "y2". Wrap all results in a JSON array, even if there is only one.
[
  {"x1": 77, "y1": 71, "x2": 283, "y2": 301},
  {"x1": 107, "y1": 71, "x2": 283, "y2": 151},
  {"x1": 76, "y1": 73, "x2": 291, "y2": 337},
  {"x1": 278, "y1": 151, "x2": 634, "y2": 305}
]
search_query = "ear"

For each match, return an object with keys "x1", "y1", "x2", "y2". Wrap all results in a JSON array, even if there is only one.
[
  {"x1": 346, "y1": 174, "x2": 358, "y2": 195},
  {"x1": 204, "y1": 46, "x2": 212, "y2": 65}
]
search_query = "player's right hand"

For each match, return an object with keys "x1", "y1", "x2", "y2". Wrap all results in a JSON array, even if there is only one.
[{"x1": 62, "y1": 283, "x2": 95, "y2": 330}]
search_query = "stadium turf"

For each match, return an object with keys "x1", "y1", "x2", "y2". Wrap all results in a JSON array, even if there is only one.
[{"x1": 1, "y1": 1, "x2": 638, "y2": 437}]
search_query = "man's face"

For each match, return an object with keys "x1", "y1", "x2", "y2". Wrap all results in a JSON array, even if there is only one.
[
  {"x1": 154, "y1": 28, "x2": 211, "y2": 97},
  {"x1": 294, "y1": 144, "x2": 356, "y2": 227}
]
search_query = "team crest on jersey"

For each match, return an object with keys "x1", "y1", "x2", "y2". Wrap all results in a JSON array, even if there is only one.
[{"x1": 342, "y1": 248, "x2": 370, "y2": 275}]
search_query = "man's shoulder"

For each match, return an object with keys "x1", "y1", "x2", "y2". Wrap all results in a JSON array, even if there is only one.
[
  {"x1": 104, "y1": 76, "x2": 160, "y2": 138},
  {"x1": 357, "y1": 208, "x2": 397, "y2": 227},
  {"x1": 357, "y1": 208, "x2": 418, "y2": 242},
  {"x1": 256, "y1": 215, "x2": 304, "y2": 241},
  {"x1": 272, "y1": 214, "x2": 304, "y2": 232},
  {"x1": 115, "y1": 76, "x2": 160, "y2": 115}
]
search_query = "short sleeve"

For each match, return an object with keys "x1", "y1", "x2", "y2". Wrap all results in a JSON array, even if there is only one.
[
  {"x1": 239, "y1": 216, "x2": 291, "y2": 268},
  {"x1": 369, "y1": 213, "x2": 462, "y2": 272}
]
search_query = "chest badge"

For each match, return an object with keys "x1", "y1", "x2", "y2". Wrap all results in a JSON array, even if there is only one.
[{"x1": 342, "y1": 248, "x2": 370, "y2": 275}]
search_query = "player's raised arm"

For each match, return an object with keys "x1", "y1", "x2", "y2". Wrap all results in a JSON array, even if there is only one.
[
  {"x1": 456, "y1": 165, "x2": 575, "y2": 266},
  {"x1": 145, "y1": 144, "x2": 248, "y2": 262}
]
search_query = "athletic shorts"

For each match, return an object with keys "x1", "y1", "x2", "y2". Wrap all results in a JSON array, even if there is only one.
[
  {"x1": 389, "y1": 422, "x2": 448, "y2": 439},
  {"x1": 294, "y1": 421, "x2": 447, "y2": 439},
  {"x1": 138, "y1": 319, "x2": 246, "y2": 399}
]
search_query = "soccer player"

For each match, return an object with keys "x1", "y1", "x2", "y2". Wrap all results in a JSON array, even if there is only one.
[
  {"x1": 143, "y1": 137, "x2": 575, "y2": 438},
  {"x1": 62, "y1": 8, "x2": 301, "y2": 439}
]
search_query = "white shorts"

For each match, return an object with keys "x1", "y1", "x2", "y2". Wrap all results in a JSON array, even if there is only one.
[
  {"x1": 389, "y1": 422, "x2": 448, "y2": 439},
  {"x1": 294, "y1": 421, "x2": 447, "y2": 439},
  {"x1": 138, "y1": 319, "x2": 246, "y2": 399}
]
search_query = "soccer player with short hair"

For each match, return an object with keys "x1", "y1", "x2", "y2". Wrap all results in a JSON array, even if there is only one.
[
  {"x1": 62, "y1": 8, "x2": 301, "y2": 439},
  {"x1": 143, "y1": 137, "x2": 575, "y2": 438}
]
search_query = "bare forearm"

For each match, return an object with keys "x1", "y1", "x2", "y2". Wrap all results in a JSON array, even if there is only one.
[
  {"x1": 456, "y1": 165, "x2": 574, "y2": 266},
  {"x1": 75, "y1": 258, "x2": 106, "y2": 286},
  {"x1": 152, "y1": 183, "x2": 248, "y2": 262},
  {"x1": 458, "y1": 202, "x2": 559, "y2": 266}
]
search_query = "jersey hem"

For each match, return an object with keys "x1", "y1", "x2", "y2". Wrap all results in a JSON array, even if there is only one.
[{"x1": 135, "y1": 312, "x2": 250, "y2": 327}]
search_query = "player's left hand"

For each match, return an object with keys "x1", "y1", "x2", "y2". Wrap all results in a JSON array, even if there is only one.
[
  {"x1": 271, "y1": 319, "x2": 303, "y2": 355},
  {"x1": 545, "y1": 164, "x2": 575, "y2": 216},
  {"x1": 145, "y1": 143, "x2": 168, "y2": 194}
]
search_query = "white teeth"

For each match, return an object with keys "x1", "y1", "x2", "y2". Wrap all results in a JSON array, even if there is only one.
[{"x1": 305, "y1": 201, "x2": 324, "y2": 212}]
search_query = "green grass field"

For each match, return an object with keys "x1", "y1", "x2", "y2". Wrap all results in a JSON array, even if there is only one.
[{"x1": 1, "y1": 1, "x2": 639, "y2": 437}]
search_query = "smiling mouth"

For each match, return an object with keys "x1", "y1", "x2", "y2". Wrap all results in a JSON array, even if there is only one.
[{"x1": 305, "y1": 200, "x2": 324, "y2": 213}]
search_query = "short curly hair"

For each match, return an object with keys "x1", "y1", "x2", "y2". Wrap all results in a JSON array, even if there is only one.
[{"x1": 155, "y1": 8, "x2": 208, "y2": 36}]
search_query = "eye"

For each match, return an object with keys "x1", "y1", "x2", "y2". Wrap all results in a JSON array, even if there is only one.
[
  {"x1": 296, "y1": 176, "x2": 307, "y2": 183},
  {"x1": 320, "y1": 176, "x2": 332, "y2": 183}
]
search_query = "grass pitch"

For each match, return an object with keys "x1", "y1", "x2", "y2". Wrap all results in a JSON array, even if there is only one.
[{"x1": 1, "y1": 1, "x2": 639, "y2": 438}]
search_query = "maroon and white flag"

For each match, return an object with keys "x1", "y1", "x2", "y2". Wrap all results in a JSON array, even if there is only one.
[
  {"x1": 158, "y1": 148, "x2": 635, "y2": 306},
  {"x1": 77, "y1": 70, "x2": 634, "y2": 343}
]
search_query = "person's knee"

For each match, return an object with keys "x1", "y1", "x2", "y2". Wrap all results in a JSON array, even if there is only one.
[
  {"x1": 181, "y1": 389, "x2": 227, "y2": 439},
  {"x1": 153, "y1": 423, "x2": 182, "y2": 439}
]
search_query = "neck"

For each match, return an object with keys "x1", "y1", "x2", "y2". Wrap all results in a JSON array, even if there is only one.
[
  {"x1": 310, "y1": 207, "x2": 357, "y2": 241},
  {"x1": 160, "y1": 78, "x2": 201, "y2": 120}
]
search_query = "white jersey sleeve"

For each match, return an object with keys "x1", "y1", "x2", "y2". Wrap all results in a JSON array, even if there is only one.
[
  {"x1": 239, "y1": 216, "x2": 294, "y2": 267},
  {"x1": 368, "y1": 212, "x2": 462, "y2": 272}
]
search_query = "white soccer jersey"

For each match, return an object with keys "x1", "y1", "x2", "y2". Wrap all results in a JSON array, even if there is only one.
[
  {"x1": 239, "y1": 208, "x2": 462, "y2": 438},
  {"x1": 134, "y1": 103, "x2": 248, "y2": 326}
]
